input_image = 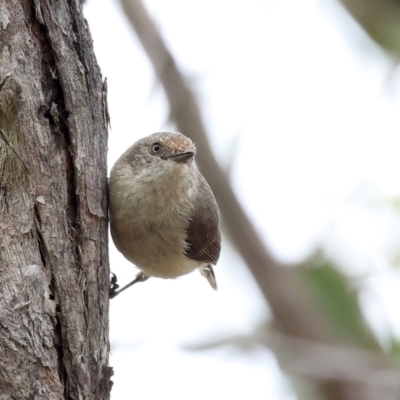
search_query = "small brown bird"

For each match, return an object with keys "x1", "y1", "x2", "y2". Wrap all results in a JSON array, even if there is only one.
[{"x1": 109, "y1": 132, "x2": 221, "y2": 298}]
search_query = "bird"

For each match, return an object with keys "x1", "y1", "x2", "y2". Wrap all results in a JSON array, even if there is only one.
[{"x1": 108, "y1": 132, "x2": 221, "y2": 298}]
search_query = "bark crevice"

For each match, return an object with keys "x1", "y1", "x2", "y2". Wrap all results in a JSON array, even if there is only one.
[{"x1": 0, "y1": 1, "x2": 111, "y2": 398}]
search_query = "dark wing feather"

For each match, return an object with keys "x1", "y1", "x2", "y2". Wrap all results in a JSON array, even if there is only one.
[{"x1": 185, "y1": 173, "x2": 221, "y2": 265}]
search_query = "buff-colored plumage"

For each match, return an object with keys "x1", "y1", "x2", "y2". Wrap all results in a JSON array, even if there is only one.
[{"x1": 109, "y1": 132, "x2": 221, "y2": 297}]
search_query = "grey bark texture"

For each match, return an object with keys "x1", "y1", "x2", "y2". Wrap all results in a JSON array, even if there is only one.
[{"x1": 0, "y1": 1, "x2": 112, "y2": 399}]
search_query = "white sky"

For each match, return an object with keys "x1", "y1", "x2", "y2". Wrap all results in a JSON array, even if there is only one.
[{"x1": 84, "y1": 0, "x2": 400, "y2": 398}]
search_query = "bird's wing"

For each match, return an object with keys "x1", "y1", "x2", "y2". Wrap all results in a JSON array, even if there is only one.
[{"x1": 184, "y1": 173, "x2": 221, "y2": 265}]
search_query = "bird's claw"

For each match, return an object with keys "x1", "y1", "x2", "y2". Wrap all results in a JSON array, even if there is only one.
[
  {"x1": 109, "y1": 271, "x2": 150, "y2": 299},
  {"x1": 109, "y1": 273, "x2": 120, "y2": 298}
]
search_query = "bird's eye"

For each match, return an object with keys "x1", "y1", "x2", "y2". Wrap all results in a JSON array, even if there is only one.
[{"x1": 151, "y1": 143, "x2": 161, "y2": 153}]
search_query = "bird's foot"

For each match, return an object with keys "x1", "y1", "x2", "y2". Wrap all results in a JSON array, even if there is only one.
[
  {"x1": 109, "y1": 273, "x2": 120, "y2": 297},
  {"x1": 109, "y1": 271, "x2": 150, "y2": 299}
]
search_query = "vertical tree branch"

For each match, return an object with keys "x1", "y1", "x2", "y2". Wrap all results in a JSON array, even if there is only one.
[{"x1": 0, "y1": 1, "x2": 112, "y2": 398}]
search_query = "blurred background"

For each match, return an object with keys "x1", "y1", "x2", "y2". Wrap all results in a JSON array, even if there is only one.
[{"x1": 84, "y1": 1, "x2": 400, "y2": 399}]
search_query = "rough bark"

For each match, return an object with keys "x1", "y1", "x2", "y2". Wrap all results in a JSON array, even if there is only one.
[{"x1": 0, "y1": 1, "x2": 112, "y2": 399}]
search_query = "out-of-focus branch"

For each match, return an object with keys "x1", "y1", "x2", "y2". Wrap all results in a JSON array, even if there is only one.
[
  {"x1": 119, "y1": 1, "x2": 399, "y2": 398},
  {"x1": 337, "y1": 0, "x2": 400, "y2": 56},
  {"x1": 120, "y1": 0, "x2": 331, "y2": 343},
  {"x1": 269, "y1": 333, "x2": 400, "y2": 400},
  {"x1": 185, "y1": 328, "x2": 400, "y2": 398}
]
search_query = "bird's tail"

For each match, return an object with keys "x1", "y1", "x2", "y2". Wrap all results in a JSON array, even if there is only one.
[{"x1": 199, "y1": 265, "x2": 218, "y2": 290}]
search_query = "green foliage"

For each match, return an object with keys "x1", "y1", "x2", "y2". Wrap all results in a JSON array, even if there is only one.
[
  {"x1": 389, "y1": 337, "x2": 400, "y2": 359},
  {"x1": 303, "y1": 260, "x2": 379, "y2": 348},
  {"x1": 339, "y1": 0, "x2": 400, "y2": 56}
]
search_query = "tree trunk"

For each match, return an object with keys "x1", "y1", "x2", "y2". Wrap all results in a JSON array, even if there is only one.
[{"x1": 0, "y1": 1, "x2": 112, "y2": 399}]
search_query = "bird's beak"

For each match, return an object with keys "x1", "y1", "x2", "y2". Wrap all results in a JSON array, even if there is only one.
[{"x1": 168, "y1": 150, "x2": 195, "y2": 163}]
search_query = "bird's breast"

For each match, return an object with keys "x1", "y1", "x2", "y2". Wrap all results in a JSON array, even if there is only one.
[{"x1": 110, "y1": 163, "x2": 200, "y2": 278}]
